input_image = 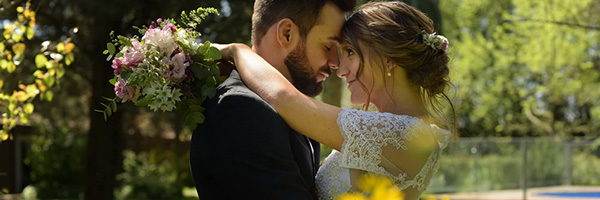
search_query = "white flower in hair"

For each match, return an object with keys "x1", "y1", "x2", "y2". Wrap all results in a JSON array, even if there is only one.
[{"x1": 421, "y1": 30, "x2": 449, "y2": 51}]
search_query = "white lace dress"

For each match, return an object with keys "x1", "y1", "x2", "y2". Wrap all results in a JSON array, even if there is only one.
[{"x1": 315, "y1": 109, "x2": 450, "y2": 200}]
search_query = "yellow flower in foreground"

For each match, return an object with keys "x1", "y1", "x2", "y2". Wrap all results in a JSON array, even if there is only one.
[{"x1": 336, "y1": 174, "x2": 405, "y2": 200}]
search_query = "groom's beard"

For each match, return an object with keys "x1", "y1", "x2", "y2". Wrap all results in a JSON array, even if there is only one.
[{"x1": 285, "y1": 41, "x2": 331, "y2": 97}]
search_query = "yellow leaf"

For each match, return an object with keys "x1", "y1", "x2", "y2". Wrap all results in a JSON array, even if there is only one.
[
  {"x1": 0, "y1": 130, "x2": 8, "y2": 141},
  {"x1": 25, "y1": 84, "x2": 39, "y2": 97},
  {"x1": 6, "y1": 62, "x2": 16, "y2": 73},
  {"x1": 12, "y1": 43, "x2": 26, "y2": 55},
  {"x1": 14, "y1": 91, "x2": 28, "y2": 102},
  {"x1": 335, "y1": 193, "x2": 367, "y2": 200},
  {"x1": 19, "y1": 84, "x2": 25, "y2": 90},
  {"x1": 56, "y1": 42, "x2": 65, "y2": 52},
  {"x1": 65, "y1": 53, "x2": 74, "y2": 65},
  {"x1": 24, "y1": 103, "x2": 34, "y2": 114},
  {"x1": 65, "y1": 43, "x2": 75, "y2": 53},
  {"x1": 16, "y1": 6, "x2": 24, "y2": 13},
  {"x1": 26, "y1": 27, "x2": 34, "y2": 40}
]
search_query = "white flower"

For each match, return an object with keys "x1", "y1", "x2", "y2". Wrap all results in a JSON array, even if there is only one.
[
  {"x1": 143, "y1": 28, "x2": 177, "y2": 57},
  {"x1": 148, "y1": 84, "x2": 182, "y2": 112}
]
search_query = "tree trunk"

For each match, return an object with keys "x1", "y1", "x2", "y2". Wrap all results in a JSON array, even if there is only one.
[{"x1": 80, "y1": 2, "x2": 124, "y2": 199}]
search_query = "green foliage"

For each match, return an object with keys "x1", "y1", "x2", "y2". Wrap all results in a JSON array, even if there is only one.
[
  {"x1": 25, "y1": 125, "x2": 86, "y2": 198},
  {"x1": 441, "y1": 0, "x2": 600, "y2": 136},
  {"x1": 181, "y1": 7, "x2": 220, "y2": 29},
  {"x1": 114, "y1": 150, "x2": 195, "y2": 200}
]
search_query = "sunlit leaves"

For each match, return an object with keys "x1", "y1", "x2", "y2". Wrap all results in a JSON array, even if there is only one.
[
  {"x1": 0, "y1": 0, "x2": 76, "y2": 139},
  {"x1": 442, "y1": 0, "x2": 600, "y2": 136}
]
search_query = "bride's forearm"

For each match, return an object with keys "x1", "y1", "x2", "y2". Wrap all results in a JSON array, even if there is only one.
[{"x1": 227, "y1": 44, "x2": 344, "y2": 150}]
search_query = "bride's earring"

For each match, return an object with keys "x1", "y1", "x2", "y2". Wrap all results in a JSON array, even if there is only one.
[{"x1": 386, "y1": 65, "x2": 393, "y2": 77}]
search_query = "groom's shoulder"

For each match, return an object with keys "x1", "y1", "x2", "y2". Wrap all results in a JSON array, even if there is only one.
[{"x1": 205, "y1": 71, "x2": 275, "y2": 116}]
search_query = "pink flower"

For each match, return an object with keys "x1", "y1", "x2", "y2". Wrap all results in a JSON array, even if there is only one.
[
  {"x1": 115, "y1": 79, "x2": 139, "y2": 102},
  {"x1": 112, "y1": 58, "x2": 124, "y2": 74},
  {"x1": 122, "y1": 39, "x2": 146, "y2": 67},
  {"x1": 169, "y1": 52, "x2": 189, "y2": 82},
  {"x1": 164, "y1": 23, "x2": 176, "y2": 33}
]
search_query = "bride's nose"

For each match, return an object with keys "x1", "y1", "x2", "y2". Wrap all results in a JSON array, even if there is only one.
[{"x1": 336, "y1": 63, "x2": 348, "y2": 78}]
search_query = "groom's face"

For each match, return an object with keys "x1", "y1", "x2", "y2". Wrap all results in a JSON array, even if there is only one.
[{"x1": 284, "y1": 2, "x2": 346, "y2": 97}]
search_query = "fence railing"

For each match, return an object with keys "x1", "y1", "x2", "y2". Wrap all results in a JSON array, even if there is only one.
[{"x1": 427, "y1": 137, "x2": 600, "y2": 196}]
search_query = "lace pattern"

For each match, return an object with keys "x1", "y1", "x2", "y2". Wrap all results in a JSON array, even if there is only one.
[
  {"x1": 336, "y1": 109, "x2": 449, "y2": 191},
  {"x1": 315, "y1": 150, "x2": 351, "y2": 200}
]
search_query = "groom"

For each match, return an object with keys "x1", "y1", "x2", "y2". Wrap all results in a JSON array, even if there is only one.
[{"x1": 190, "y1": 0, "x2": 356, "y2": 199}]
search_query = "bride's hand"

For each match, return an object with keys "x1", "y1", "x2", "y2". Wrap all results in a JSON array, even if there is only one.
[{"x1": 212, "y1": 43, "x2": 249, "y2": 61}]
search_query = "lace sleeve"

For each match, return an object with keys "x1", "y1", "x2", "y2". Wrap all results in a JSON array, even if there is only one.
[{"x1": 336, "y1": 109, "x2": 446, "y2": 191}]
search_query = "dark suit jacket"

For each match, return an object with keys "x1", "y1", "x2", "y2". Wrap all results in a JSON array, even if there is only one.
[{"x1": 190, "y1": 69, "x2": 321, "y2": 199}]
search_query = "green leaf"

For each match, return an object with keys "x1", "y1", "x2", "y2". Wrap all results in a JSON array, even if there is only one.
[
  {"x1": 45, "y1": 91, "x2": 54, "y2": 101},
  {"x1": 117, "y1": 35, "x2": 132, "y2": 47},
  {"x1": 120, "y1": 71, "x2": 132, "y2": 80},
  {"x1": 201, "y1": 85, "x2": 216, "y2": 99},
  {"x1": 134, "y1": 96, "x2": 154, "y2": 106},
  {"x1": 109, "y1": 77, "x2": 117, "y2": 85},
  {"x1": 35, "y1": 54, "x2": 48, "y2": 68},
  {"x1": 198, "y1": 40, "x2": 210, "y2": 54},
  {"x1": 111, "y1": 100, "x2": 118, "y2": 112},
  {"x1": 0, "y1": 59, "x2": 8, "y2": 69},
  {"x1": 106, "y1": 106, "x2": 112, "y2": 117},
  {"x1": 6, "y1": 62, "x2": 16, "y2": 73},
  {"x1": 204, "y1": 46, "x2": 222, "y2": 61},
  {"x1": 43, "y1": 75, "x2": 55, "y2": 87},
  {"x1": 107, "y1": 43, "x2": 116, "y2": 55},
  {"x1": 190, "y1": 63, "x2": 210, "y2": 80}
]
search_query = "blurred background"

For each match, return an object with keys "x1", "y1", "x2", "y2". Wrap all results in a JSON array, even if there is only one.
[{"x1": 0, "y1": 0, "x2": 598, "y2": 199}]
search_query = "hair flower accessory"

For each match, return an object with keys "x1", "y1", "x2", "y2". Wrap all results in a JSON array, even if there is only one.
[{"x1": 421, "y1": 30, "x2": 449, "y2": 51}]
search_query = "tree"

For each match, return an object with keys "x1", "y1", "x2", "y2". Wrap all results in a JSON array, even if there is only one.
[{"x1": 440, "y1": 0, "x2": 600, "y2": 136}]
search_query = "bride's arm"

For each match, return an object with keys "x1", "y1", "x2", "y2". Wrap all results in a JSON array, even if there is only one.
[{"x1": 219, "y1": 43, "x2": 344, "y2": 150}]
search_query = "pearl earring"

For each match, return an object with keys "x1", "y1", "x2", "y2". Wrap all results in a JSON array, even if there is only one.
[{"x1": 386, "y1": 65, "x2": 393, "y2": 77}]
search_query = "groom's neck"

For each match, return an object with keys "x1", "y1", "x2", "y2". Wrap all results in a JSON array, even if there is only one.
[{"x1": 252, "y1": 44, "x2": 293, "y2": 82}]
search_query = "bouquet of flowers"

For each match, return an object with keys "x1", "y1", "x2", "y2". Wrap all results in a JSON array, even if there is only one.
[{"x1": 97, "y1": 7, "x2": 222, "y2": 129}]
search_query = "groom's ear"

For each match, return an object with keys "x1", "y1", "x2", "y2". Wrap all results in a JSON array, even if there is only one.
[{"x1": 276, "y1": 18, "x2": 300, "y2": 53}]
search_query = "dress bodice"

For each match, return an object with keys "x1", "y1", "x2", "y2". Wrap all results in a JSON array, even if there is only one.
[{"x1": 315, "y1": 109, "x2": 450, "y2": 200}]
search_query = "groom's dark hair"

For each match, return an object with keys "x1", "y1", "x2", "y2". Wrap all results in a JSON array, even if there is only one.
[{"x1": 252, "y1": 0, "x2": 356, "y2": 45}]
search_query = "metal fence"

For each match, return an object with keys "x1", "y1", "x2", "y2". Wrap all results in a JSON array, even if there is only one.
[{"x1": 427, "y1": 137, "x2": 600, "y2": 195}]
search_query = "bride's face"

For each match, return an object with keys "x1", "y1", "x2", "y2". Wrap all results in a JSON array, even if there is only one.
[{"x1": 337, "y1": 44, "x2": 385, "y2": 105}]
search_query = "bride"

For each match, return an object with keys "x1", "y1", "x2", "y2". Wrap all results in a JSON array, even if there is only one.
[{"x1": 217, "y1": 2, "x2": 455, "y2": 199}]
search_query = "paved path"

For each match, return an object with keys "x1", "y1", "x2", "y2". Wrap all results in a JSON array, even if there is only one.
[{"x1": 426, "y1": 186, "x2": 600, "y2": 200}]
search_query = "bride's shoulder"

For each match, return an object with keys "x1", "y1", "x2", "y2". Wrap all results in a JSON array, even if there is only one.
[{"x1": 338, "y1": 108, "x2": 423, "y2": 124}]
